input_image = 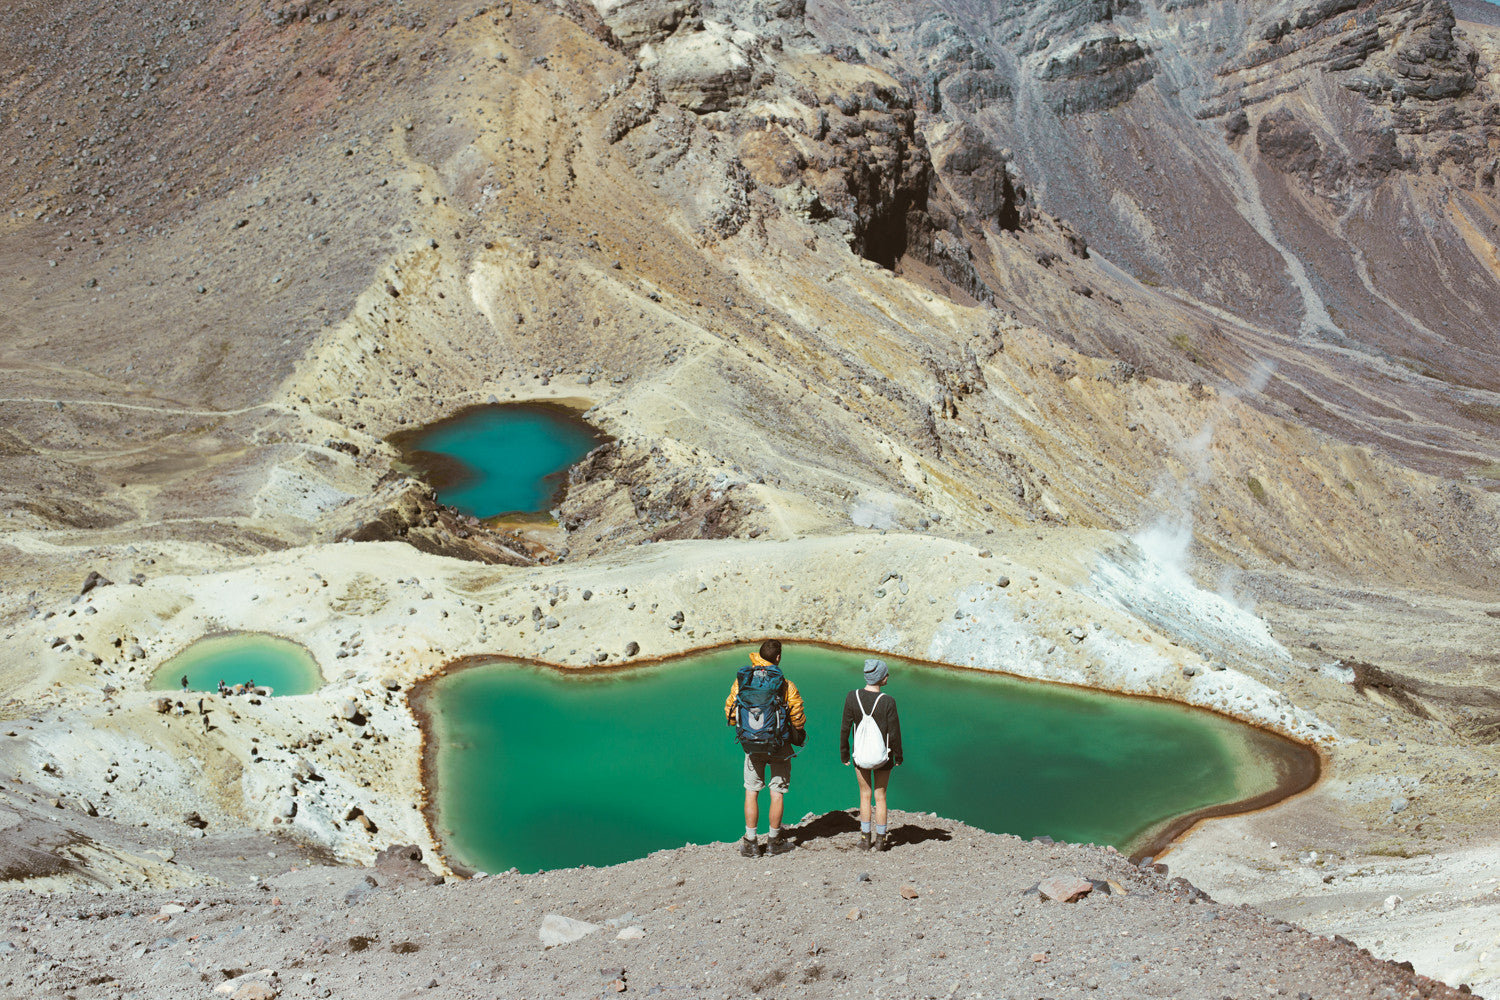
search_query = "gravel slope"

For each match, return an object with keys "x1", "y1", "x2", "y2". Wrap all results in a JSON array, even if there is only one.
[{"x1": 0, "y1": 810, "x2": 1474, "y2": 1000}]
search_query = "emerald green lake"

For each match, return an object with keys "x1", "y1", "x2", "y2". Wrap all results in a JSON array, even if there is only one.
[
  {"x1": 424, "y1": 645, "x2": 1314, "y2": 874},
  {"x1": 150, "y1": 633, "x2": 323, "y2": 696},
  {"x1": 389, "y1": 402, "x2": 606, "y2": 519}
]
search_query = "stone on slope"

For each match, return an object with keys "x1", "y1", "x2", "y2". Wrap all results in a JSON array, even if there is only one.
[
  {"x1": 1038, "y1": 875, "x2": 1094, "y2": 902},
  {"x1": 231, "y1": 983, "x2": 277, "y2": 1000},
  {"x1": 373, "y1": 844, "x2": 442, "y2": 885},
  {"x1": 80, "y1": 570, "x2": 112, "y2": 595},
  {"x1": 539, "y1": 913, "x2": 602, "y2": 948}
]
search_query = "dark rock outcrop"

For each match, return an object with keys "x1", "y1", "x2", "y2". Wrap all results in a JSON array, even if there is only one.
[
  {"x1": 1036, "y1": 35, "x2": 1155, "y2": 113},
  {"x1": 335, "y1": 477, "x2": 533, "y2": 565},
  {"x1": 928, "y1": 122, "x2": 1032, "y2": 233}
]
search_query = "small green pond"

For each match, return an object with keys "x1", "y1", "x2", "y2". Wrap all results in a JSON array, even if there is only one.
[
  {"x1": 150, "y1": 633, "x2": 323, "y2": 696},
  {"x1": 388, "y1": 402, "x2": 607, "y2": 519},
  {"x1": 424, "y1": 644, "x2": 1314, "y2": 874}
]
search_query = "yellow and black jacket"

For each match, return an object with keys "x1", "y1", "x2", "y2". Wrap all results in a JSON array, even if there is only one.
[{"x1": 724, "y1": 651, "x2": 806, "y2": 730}]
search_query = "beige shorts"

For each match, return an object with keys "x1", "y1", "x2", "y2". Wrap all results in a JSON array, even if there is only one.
[{"x1": 743, "y1": 752, "x2": 791, "y2": 794}]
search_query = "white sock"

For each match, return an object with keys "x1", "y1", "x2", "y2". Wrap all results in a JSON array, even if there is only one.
[
  {"x1": 745, "y1": 827, "x2": 757, "y2": 841},
  {"x1": 768, "y1": 826, "x2": 780, "y2": 839}
]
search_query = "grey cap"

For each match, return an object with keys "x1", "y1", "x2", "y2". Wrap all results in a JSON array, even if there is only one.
[{"x1": 863, "y1": 658, "x2": 889, "y2": 684}]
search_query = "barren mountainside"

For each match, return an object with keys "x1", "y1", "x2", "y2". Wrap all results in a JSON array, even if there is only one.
[{"x1": 2, "y1": 0, "x2": 1500, "y2": 996}]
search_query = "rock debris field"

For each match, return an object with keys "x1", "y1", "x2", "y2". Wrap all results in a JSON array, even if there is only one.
[{"x1": 0, "y1": 812, "x2": 1470, "y2": 1000}]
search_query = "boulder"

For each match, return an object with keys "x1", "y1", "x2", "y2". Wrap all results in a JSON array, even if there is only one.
[
  {"x1": 80, "y1": 570, "x2": 113, "y2": 595},
  {"x1": 539, "y1": 913, "x2": 602, "y2": 948},
  {"x1": 1038, "y1": 875, "x2": 1094, "y2": 903},
  {"x1": 374, "y1": 844, "x2": 442, "y2": 885}
]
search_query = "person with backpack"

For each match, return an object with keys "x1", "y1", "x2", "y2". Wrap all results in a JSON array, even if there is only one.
[
  {"x1": 840, "y1": 657, "x2": 903, "y2": 851},
  {"x1": 725, "y1": 639, "x2": 806, "y2": 857}
]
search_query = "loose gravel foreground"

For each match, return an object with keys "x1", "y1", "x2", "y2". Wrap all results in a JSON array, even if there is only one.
[{"x1": 0, "y1": 811, "x2": 1472, "y2": 1000}]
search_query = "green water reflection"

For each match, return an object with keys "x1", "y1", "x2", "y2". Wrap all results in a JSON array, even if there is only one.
[
  {"x1": 428, "y1": 644, "x2": 1302, "y2": 873},
  {"x1": 150, "y1": 633, "x2": 322, "y2": 696},
  {"x1": 389, "y1": 403, "x2": 606, "y2": 519}
]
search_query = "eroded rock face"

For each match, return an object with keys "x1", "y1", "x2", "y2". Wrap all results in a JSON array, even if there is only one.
[
  {"x1": 928, "y1": 121, "x2": 1032, "y2": 233},
  {"x1": 1257, "y1": 108, "x2": 1407, "y2": 193},
  {"x1": 642, "y1": 22, "x2": 755, "y2": 112},
  {"x1": 1036, "y1": 35, "x2": 1155, "y2": 113},
  {"x1": 1232, "y1": 0, "x2": 1490, "y2": 179},
  {"x1": 1348, "y1": 1, "x2": 1478, "y2": 101},
  {"x1": 334, "y1": 476, "x2": 533, "y2": 565},
  {"x1": 588, "y1": 1, "x2": 1006, "y2": 292},
  {"x1": 591, "y1": 0, "x2": 701, "y2": 51},
  {"x1": 1256, "y1": 108, "x2": 1326, "y2": 178},
  {"x1": 554, "y1": 440, "x2": 755, "y2": 557}
]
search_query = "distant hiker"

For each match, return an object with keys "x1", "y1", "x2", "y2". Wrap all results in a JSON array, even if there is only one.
[
  {"x1": 725, "y1": 639, "x2": 806, "y2": 857},
  {"x1": 841, "y1": 657, "x2": 903, "y2": 851},
  {"x1": 180, "y1": 674, "x2": 189, "y2": 690}
]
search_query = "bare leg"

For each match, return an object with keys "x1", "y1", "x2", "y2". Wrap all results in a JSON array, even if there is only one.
[
  {"x1": 856, "y1": 766, "x2": 873, "y2": 824},
  {"x1": 872, "y1": 768, "x2": 890, "y2": 828},
  {"x1": 769, "y1": 792, "x2": 784, "y2": 831},
  {"x1": 744, "y1": 790, "x2": 758, "y2": 832}
]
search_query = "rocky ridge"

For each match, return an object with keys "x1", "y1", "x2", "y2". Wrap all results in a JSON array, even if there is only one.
[{"x1": 0, "y1": 806, "x2": 1480, "y2": 999}]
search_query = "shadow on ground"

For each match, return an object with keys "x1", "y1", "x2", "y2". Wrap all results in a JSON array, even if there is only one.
[{"x1": 794, "y1": 810, "x2": 954, "y2": 850}]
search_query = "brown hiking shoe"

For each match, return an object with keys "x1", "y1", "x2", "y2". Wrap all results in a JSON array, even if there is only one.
[
  {"x1": 766, "y1": 834, "x2": 795, "y2": 856},
  {"x1": 857, "y1": 832, "x2": 872, "y2": 851},
  {"x1": 872, "y1": 832, "x2": 888, "y2": 852},
  {"x1": 738, "y1": 837, "x2": 761, "y2": 858}
]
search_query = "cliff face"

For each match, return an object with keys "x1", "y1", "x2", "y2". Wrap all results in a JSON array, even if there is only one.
[
  {"x1": 754, "y1": 0, "x2": 1500, "y2": 483},
  {"x1": 570, "y1": 0, "x2": 1500, "y2": 480}
]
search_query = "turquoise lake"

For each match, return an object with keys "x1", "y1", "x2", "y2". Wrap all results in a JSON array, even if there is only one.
[
  {"x1": 151, "y1": 633, "x2": 323, "y2": 696},
  {"x1": 388, "y1": 402, "x2": 606, "y2": 519},
  {"x1": 424, "y1": 644, "x2": 1314, "y2": 874}
]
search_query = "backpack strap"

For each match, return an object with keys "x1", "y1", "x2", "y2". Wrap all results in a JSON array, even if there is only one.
[{"x1": 858, "y1": 690, "x2": 884, "y2": 719}]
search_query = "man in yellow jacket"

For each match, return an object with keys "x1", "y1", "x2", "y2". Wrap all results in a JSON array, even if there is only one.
[{"x1": 725, "y1": 639, "x2": 806, "y2": 857}]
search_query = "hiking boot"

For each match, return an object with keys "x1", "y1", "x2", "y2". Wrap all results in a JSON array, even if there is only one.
[
  {"x1": 738, "y1": 837, "x2": 761, "y2": 858},
  {"x1": 766, "y1": 834, "x2": 795, "y2": 856},
  {"x1": 857, "y1": 832, "x2": 872, "y2": 851},
  {"x1": 872, "y1": 832, "x2": 888, "y2": 852}
]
